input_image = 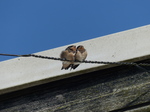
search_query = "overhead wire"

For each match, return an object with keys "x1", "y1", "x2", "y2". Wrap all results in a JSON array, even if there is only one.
[{"x1": 0, "y1": 53, "x2": 150, "y2": 66}]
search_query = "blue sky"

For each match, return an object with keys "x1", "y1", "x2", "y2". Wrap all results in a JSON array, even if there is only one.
[{"x1": 0, "y1": 0, "x2": 150, "y2": 61}]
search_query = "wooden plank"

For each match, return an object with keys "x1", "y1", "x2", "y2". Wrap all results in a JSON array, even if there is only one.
[
  {"x1": 0, "y1": 25, "x2": 150, "y2": 95},
  {"x1": 0, "y1": 60, "x2": 150, "y2": 112}
]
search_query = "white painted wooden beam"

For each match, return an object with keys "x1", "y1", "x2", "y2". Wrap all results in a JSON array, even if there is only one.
[{"x1": 0, "y1": 25, "x2": 150, "y2": 95}]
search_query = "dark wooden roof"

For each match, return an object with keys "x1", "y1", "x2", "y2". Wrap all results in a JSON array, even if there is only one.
[{"x1": 0, "y1": 59, "x2": 150, "y2": 112}]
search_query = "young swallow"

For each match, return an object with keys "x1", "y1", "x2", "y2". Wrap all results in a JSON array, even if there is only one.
[
  {"x1": 72, "y1": 45, "x2": 87, "y2": 69},
  {"x1": 60, "y1": 45, "x2": 76, "y2": 70}
]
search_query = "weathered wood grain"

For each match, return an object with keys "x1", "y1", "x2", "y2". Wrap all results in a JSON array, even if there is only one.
[{"x1": 0, "y1": 60, "x2": 150, "y2": 112}]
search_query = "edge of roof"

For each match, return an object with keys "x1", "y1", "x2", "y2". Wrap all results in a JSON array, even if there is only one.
[{"x1": 0, "y1": 25, "x2": 150, "y2": 95}]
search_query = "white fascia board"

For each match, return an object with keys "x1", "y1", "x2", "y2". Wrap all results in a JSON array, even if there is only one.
[{"x1": 0, "y1": 25, "x2": 150, "y2": 95}]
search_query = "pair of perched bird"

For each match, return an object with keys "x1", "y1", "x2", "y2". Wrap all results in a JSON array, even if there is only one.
[{"x1": 60, "y1": 45, "x2": 87, "y2": 70}]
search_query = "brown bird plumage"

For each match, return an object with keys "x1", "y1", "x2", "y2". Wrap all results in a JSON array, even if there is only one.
[
  {"x1": 72, "y1": 45, "x2": 87, "y2": 69},
  {"x1": 60, "y1": 45, "x2": 76, "y2": 70}
]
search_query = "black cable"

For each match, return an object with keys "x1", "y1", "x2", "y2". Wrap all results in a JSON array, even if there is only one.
[{"x1": 0, "y1": 53, "x2": 150, "y2": 66}]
